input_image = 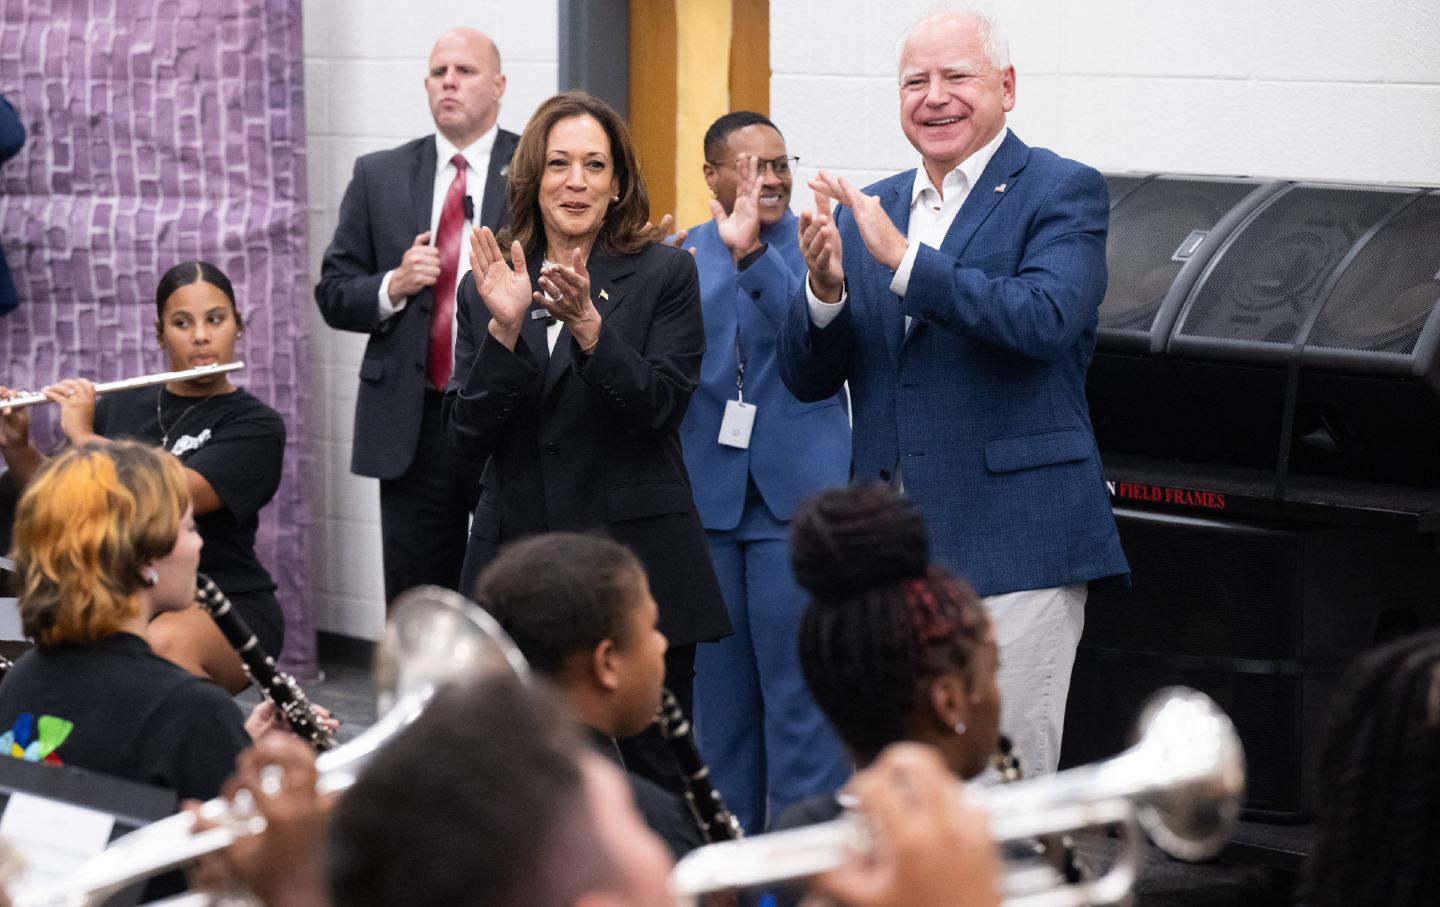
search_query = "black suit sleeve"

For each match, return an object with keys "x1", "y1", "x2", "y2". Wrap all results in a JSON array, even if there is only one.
[
  {"x1": 441, "y1": 272, "x2": 543, "y2": 461},
  {"x1": 570, "y1": 248, "x2": 705, "y2": 437},
  {"x1": 314, "y1": 156, "x2": 388, "y2": 334}
]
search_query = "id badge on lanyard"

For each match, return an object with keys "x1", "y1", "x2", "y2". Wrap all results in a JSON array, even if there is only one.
[{"x1": 718, "y1": 333, "x2": 756, "y2": 449}]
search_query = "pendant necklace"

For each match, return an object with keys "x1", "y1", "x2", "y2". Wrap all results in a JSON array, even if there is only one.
[{"x1": 156, "y1": 385, "x2": 219, "y2": 449}]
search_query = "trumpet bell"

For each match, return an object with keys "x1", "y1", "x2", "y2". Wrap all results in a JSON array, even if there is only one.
[
  {"x1": 317, "y1": 585, "x2": 529, "y2": 791},
  {"x1": 1128, "y1": 687, "x2": 1245, "y2": 861},
  {"x1": 374, "y1": 585, "x2": 530, "y2": 715}
]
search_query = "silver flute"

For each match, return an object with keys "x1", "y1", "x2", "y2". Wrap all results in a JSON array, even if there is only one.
[{"x1": 0, "y1": 362, "x2": 244, "y2": 409}]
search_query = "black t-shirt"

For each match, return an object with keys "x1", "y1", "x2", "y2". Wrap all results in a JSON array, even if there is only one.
[
  {"x1": 0, "y1": 633, "x2": 251, "y2": 801},
  {"x1": 94, "y1": 385, "x2": 285, "y2": 598}
]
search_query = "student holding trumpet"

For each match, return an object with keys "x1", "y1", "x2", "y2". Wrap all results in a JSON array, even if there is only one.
[{"x1": 0, "y1": 260, "x2": 286, "y2": 693}]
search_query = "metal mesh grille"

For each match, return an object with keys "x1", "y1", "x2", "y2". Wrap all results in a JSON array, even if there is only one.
[
  {"x1": 1309, "y1": 192, "x2": 1440, "y2": 355},
  {"x1": 1067, "y1": 660, "x2": 1303, "y2": 811},
  {"x1": 1179, "y1": 186, "x2": 1409, "y2": 346},
  {"x1": 1092, "y1": 520, "x2": 1296, "y2": 659},
  {"x1": 1104, "y1": 173, "x2": 1149, "y2": 209},
  {"x1": 1100, "y1": 178, "x2": 1258, "y2": 331}
]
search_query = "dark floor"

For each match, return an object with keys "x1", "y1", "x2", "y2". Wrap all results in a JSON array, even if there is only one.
[{"x1": 251, "y1": 642, "x2": 1305, "y2": 907}]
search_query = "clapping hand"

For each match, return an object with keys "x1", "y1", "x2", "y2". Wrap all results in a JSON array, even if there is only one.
[
  {"x1": 799, "y1": 192, "x2": 846, "y2": 304},
  {"x1": 537, "y1": 249, "x2": 602, "y2": 354},
  {"x1": 712, "y1": 154, "x2": 763, "y2": 263},
  {"x1": 648, "y1": 213, "x2": 690, "y2": 252},
  {"x1": 469, "y1": 226, "x2": 533, "y2": 350},
  {"x1": 809, "y1": 171, "x2": 908, "y2": 271}
]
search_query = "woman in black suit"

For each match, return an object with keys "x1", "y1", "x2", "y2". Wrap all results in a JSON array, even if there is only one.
[{"x1": 443, "y1": 91, "x2": 730, "y2": 719}]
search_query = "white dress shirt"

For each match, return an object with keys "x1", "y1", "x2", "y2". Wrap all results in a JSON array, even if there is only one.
[{"x1": 376, "y1": 125, "x2": 499, "y2": 321}]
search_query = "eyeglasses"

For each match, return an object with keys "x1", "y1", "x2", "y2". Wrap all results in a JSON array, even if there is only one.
[{"x1": 706, "y1": 155, "x2": 800, "y2": 177}]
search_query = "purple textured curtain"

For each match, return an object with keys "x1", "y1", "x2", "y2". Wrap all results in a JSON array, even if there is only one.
[{"x1": 0, "y1": 0, "x2": 316, "y2": 677}]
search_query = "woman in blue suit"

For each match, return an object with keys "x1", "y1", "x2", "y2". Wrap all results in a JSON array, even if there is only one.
[{"x1": 681, "y1": 112, "x2": 852, "y2": 832}]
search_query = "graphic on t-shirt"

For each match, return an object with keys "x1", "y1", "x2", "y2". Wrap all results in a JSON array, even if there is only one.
[
  {"x1": 169, "y1": 428, "x2": 213, "y2": 457},
  {"x1": 0, "y1": 712, "x2": 73, "y2": 765}
]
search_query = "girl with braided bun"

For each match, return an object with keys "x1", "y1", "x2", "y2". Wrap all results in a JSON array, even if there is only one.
[
  {"x1": 1299, "y1": 629, "x2": 1440, "y2": 907},
  {"x1": 779, "y1": 481, "x2": 1000, "y2": 822},
  {"x1": 762, "y1": 482, "x2": 1002, "y2": 906}
]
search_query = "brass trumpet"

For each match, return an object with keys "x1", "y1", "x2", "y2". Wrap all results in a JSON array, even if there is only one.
[
  {"x1": 0, "y1": 362, "x2": 244, "y2": 410},
  {"x1": 10, "y1": 586, "x2": 529, "y2": 907},
  {"x1": 668, "y1": 687, "x2": 1245, "y2": 907}
]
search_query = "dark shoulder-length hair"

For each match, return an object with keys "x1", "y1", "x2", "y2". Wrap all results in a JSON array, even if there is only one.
[{"x1": 501, "y1": 91, "x2": 656, "y2": 263}]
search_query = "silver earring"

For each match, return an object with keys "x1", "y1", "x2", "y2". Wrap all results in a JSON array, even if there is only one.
[
  {"x1": 953, "y1": 720, "x2": 967, "y2": 736},
  {"x1": 144, "y1": 568, "x2": 159, "y2": 587},
  {"x1": 610, "y1": 195, "x2": 619, "y2": 203}
]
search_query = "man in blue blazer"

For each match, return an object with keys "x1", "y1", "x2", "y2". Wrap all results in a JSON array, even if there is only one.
[
  {"x1": 680, "y1": 112, "x2": 851, "y2": 832},
  {"x1": 778, "y1": 10, "x2": 1128, "y2": 775}
]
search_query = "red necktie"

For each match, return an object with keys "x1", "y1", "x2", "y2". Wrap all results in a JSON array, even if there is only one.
[{"x1": 427, "y1": 153, "x2": 468, "y2": 390}]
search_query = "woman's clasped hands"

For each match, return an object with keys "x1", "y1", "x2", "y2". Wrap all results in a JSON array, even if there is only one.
[{"x1": 468, "y1": 226, "x2": 601, "y2": 354}]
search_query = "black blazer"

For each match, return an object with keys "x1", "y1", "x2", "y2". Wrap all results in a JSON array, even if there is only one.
[
  {"x1": 314, "y1": 129, "x2": 519, "y2": 479},
  {"x1": 443, "y1": 243, "x2": 731, "y2": 647}
]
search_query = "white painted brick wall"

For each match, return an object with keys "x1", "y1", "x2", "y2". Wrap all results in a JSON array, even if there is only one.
[
  {"x1": 302, "y1": 1, "x2": 558, "y2": 639},
  {"x1": 775, "y1": 0, "x2": 1440, "y2": 209}
]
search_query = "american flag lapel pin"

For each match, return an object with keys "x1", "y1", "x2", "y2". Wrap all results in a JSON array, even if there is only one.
[
  {"x1": 599, "y1": 288, "x2": 610, "y2": 300},
  {"x1": 994, "y1": 182, "x2": 1007, "y2": 193}
]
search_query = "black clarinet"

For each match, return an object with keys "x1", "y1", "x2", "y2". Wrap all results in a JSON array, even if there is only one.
[
  {"x1": 195, "y1": 573, "x2": 336, "y2": 752},
  {"x1": 992, "y1": 734, "x2": 1084, "y2": 883},
  {"x1": 654, "y1": 687, "x2": 743, "y2": 842}
]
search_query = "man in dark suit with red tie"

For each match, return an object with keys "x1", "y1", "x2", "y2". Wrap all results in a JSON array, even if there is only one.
[{"x1": 315, "y1": 27, "x2": 520, "y2": 604}]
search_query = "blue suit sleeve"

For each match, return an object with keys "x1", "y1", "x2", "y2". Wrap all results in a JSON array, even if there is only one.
[
  {"x1": 900, "y1": 165, "x2": 1108, "y2": 363},
  {"x1": 776, "y1": 276, "x2": 853, "y2": 403}
]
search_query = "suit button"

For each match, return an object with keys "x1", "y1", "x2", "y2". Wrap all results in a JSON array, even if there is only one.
[
  {"x1": 879, "y1": 468, "x2": 891, "y2": 481},
  {"x1": 750, "y1": 290, "x2": 761, "y2": 299},
  {"x1": 542, "y1": 442, "x2": 558, "y2": 455}
]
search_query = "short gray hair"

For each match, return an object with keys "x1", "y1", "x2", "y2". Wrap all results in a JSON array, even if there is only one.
[{"x1": 896, "y1": 7, "x2": 1011, "y2": 76}]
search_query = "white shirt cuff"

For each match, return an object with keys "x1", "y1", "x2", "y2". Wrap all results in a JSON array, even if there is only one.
[
  {"x1": 806, "y1": 276, "x2": 847, "y2": 328},
  {"x1": 889, "y1": 241, "x2": 922, "y2": 298},
  {"x1": 377, "y1": 270, "x2": 406, "y2": 320}
]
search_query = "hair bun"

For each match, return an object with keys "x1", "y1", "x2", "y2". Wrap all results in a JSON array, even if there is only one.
[{"x1": 790, "y1": 482, "x2": 929, "y2": 598}]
